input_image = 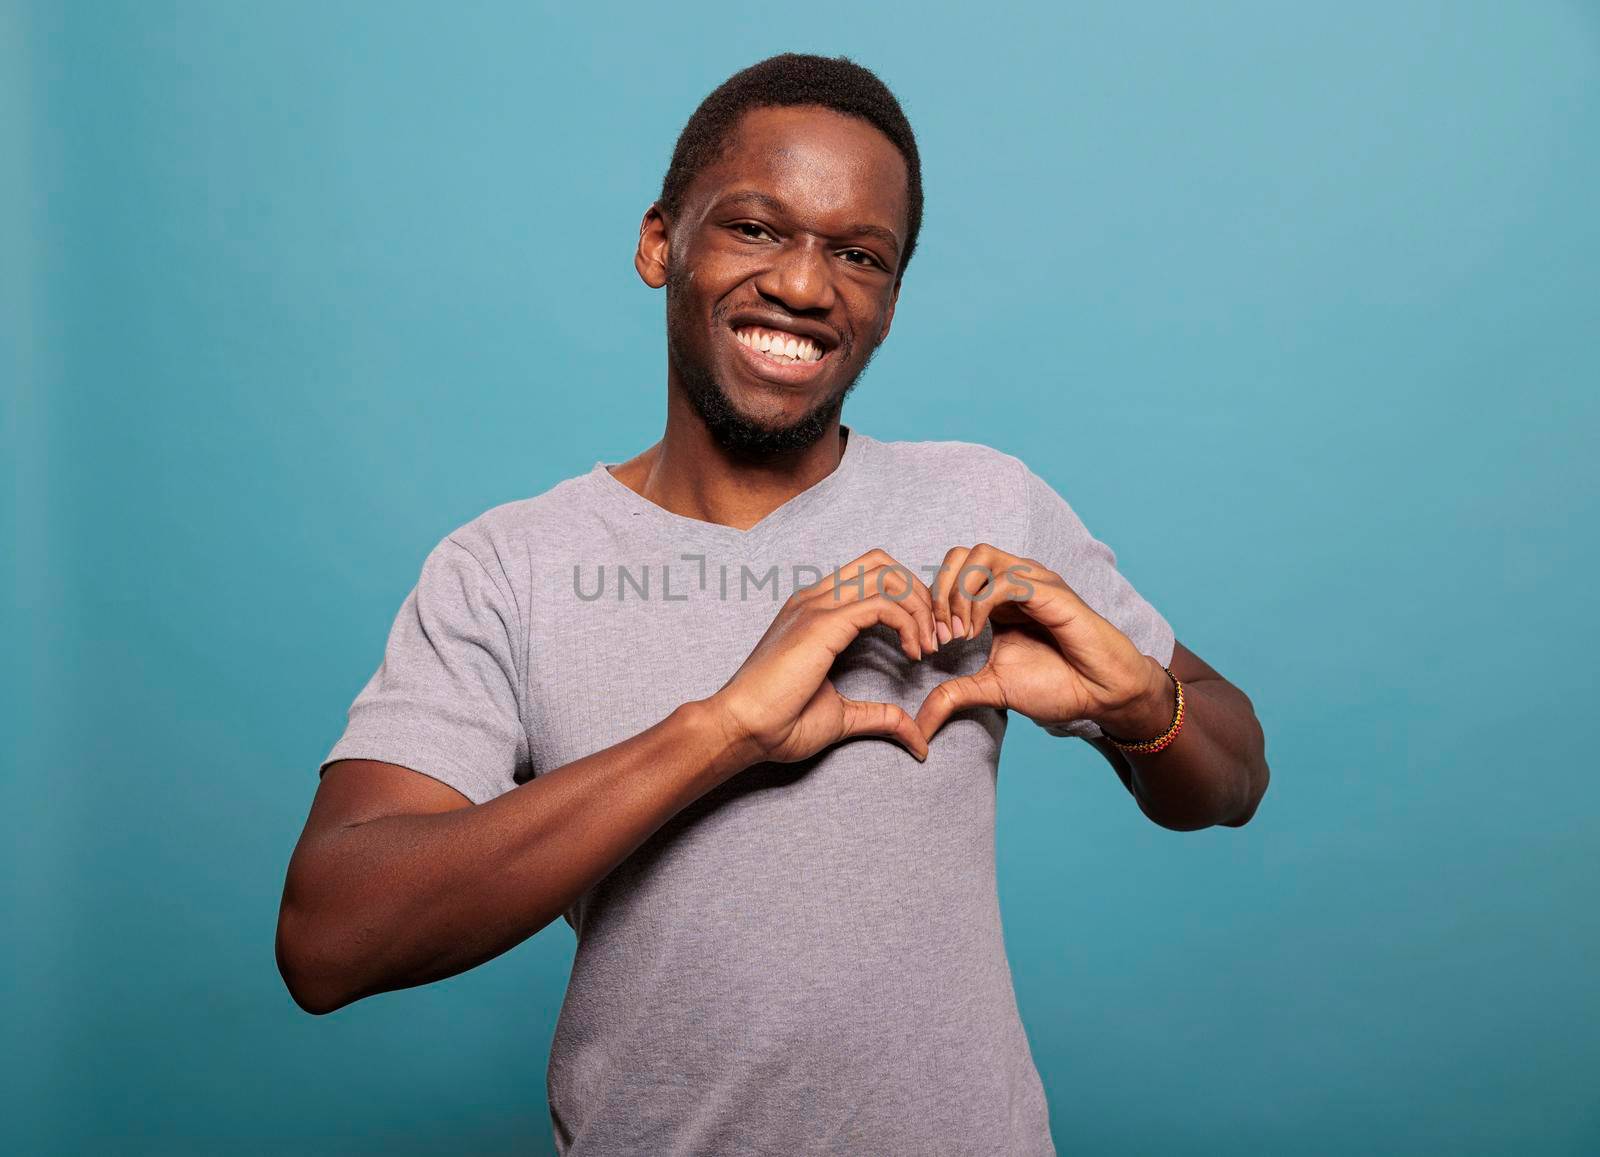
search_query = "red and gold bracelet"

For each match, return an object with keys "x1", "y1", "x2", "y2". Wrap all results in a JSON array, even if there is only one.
[{"x1": 1102, "y1": 666, "x2": 1185, "y2": 755}]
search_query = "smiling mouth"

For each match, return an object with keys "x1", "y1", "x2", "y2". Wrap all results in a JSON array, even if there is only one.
[{"x1": 732, "y1": 325, "x2": 828, "y2": 365}]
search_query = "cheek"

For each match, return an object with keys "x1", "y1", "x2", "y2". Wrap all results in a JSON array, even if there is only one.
[
  {"x1": 842, "y1": 293, "x2": 895, "y2": 351},
  {"x1": 675, "y1": 253, "x2": 752, "y2": 320},
  {"x1": 681, "y1": 231, "x2": 750, "y2": 279}
]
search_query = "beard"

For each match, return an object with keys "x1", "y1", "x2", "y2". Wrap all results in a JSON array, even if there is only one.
[{"x1": 665, "y1": 266, "x2": 878, "y2": 460}]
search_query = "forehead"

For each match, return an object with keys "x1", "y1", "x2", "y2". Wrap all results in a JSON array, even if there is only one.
[{"x1": 687, "y1": 104, "x2": 908, "y2": 237}]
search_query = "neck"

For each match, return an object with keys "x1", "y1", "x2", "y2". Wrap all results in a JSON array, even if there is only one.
[{"x1": 608, "y1": 391, "x2": 848, "y2": 532}]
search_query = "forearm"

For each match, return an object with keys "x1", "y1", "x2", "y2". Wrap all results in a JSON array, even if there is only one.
[
  {"x1": 1093, "y1": 658, "x2": 1269, "y2": 831},
  {"x1": 278, "y1": 698, "x2": 749, "y2": 1013}
]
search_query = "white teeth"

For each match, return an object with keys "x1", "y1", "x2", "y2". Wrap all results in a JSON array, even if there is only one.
[{"x1": 734, "y1": 326, "x2": 826, "y2": 364}]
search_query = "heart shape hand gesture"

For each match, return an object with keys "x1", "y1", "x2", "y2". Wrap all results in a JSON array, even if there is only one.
[
  {"x1": 913, "y1": 542, "x2": 1166, "y2": 743},
  {"x1": 707, "y1": 543, "x2": 1167, "y2": 771}
]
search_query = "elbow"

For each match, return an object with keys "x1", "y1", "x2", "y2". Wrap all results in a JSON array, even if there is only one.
[
  {"x1": 275, "y1": 897, "x2": 361, "y2": 1016},
  {"x1": 1135, "y1": 759, "x2": 1270, "y2": 832},
  {"x1": 1220, "y1": 768, "x2": 1268, "y2": 827},
  {"x1": 1143, "y1": 756, "x2": 1269, "y2": 832},
  {"x1": 1221, "y1": 725, "x2": 1271, "y2": 828}
]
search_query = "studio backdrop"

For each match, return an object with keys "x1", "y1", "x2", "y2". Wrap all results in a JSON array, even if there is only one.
[{"x1": 5, "y1": 2, "x2": 1597, "y2": 1154}]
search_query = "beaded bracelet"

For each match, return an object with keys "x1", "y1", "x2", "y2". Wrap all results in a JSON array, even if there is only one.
[{"x1": 1102, "y1": 666, "x2": 1185, "y2": 755}]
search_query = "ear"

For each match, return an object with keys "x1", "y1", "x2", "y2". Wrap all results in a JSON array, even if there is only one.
[
  {"x1": 876, "y1": 280, "x2": 902, "y2": 345},
  {"x1": 635, "y1": 204, "x2": 670, "y2": 288}
]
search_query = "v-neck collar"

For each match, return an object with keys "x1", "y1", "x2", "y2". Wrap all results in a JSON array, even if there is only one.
[{"x1": 589, "y1": 426, "x2": 874, "y2": 549}]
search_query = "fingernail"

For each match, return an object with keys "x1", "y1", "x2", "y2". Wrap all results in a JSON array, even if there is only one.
[
  {"x1": 935, "y1": 621, "x2": 952, "y2": 646},
  {"x1": 951, "y1": 615, "x2": 965, "y2": 639}
]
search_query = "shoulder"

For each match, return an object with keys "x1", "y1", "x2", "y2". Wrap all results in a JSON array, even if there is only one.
[
  {"x1": 422, "y1": 467, "x2": 601, "y2": 581},
  {"x1": 863, "y1": 434, "x2": 1035, "y2": 503},
  {"x1": 862, "y1": 433, "x2": 1096, "y2": 563}
]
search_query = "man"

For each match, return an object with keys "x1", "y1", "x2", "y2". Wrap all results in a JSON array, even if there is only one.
[{"x1": 278, "y1": 53, "x2": 1269, "y2": 1155}]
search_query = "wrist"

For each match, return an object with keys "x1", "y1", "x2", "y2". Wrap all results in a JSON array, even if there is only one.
[
  {"x1": 1093, "y1": 655, "x2": 1175, "y2": 740},
  {"x1": 676, "y1": 695, "x2": 760, "y2": 785}
]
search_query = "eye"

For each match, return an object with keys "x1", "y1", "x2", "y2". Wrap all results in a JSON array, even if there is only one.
[
  {"x1": 730, "y1": 221, "x2": 776, "y2": 242},
  {"x1": 840, "y1": 248, "x2": 884, "y2": 270}
]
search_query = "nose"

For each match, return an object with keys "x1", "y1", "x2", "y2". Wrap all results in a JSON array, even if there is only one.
[{"x1": 754, "y1": 237, "x2": 836, "y2": 315}]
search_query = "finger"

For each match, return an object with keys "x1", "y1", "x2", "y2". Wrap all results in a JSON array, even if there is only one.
[
  {"x1": 837, "y1": 695, "x2": 929, "y2": 762},
  {"x1": 799, "y1": 549, "x2": 894, "y2": 608},
  {"x1": 805, "y1": 555, "x2": 918, "y2": 608},
  {"x1": 871, "y1": 561, "x2": 939, "y2": 653},
  {"x1": 828, "y1": 590, "x2": 926, "y2": 661},
  {"x1": 915, "y1": 668, "x2": 1006, "y2": 741},
  {"x1": 987, "y1": 564, "x2": 1093, "y2": 638},
  {"x1": 951, "y1": 544, "x2": 1007, "y2": 642},
  {"x1": 812, "y1": 562, "x2": 937, "y2": 655},
  {"x1": 928, "y1": 546, "x2": 969, "y2": 644},
  {"x1": 812, "y1": 548, "x2": 900, "y2": 603},
  {"x1": 965, "y1": 559, "x2": 1035, "y2": 641},
  {"x1": 958, "y1": 544, "x2": 1031, "y2": 640}
]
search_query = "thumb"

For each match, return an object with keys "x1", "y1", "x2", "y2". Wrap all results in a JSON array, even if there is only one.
[
  {"x1": 837, "y1": 695, "x2": 929, "y2": 762},
  {"x1": 915, "y1": 669, "x2": 1006, "y2": 742}
]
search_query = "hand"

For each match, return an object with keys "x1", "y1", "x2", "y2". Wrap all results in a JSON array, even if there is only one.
[
  {"x1": 708, "y1": 549, "x2": 940, "y2": 767},
  {"x1": 915, "y1": 542, "x2": 1170, "y2": 741}
]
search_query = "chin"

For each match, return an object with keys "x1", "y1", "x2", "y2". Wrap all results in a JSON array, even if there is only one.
[
  {"x1": 725, "y1": 377, "x2": 825, "y2": 423},
  {"x1": 691, "y1": 368, "x2": 848, "y2": 458}
]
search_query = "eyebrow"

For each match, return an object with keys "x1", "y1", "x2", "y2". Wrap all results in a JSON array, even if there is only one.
[{"x1": 716, "y1": 190, "x2": 902, "y2": 261}]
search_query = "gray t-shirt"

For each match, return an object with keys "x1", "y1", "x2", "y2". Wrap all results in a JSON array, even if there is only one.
[{"x1": 323, "y1": 427, "x2": 1175, "y2": 1155}]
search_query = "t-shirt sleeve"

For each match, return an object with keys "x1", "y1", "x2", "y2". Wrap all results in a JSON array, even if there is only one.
[
  {"x1": 1016, "y1": 461, "x2": 1176, "y2": 741},
  {"x1": 320, "y1": 532, "x2": 530, "y2": 804}
]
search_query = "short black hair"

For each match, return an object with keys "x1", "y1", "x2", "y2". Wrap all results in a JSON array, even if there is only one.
[{"x1": 658, "y1": 53, "x2": 924, "y2": 280}]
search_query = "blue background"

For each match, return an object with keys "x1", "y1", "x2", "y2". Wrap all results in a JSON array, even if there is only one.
[{"x1": 6, "y1": 1, "x2": 1597, "y2": 1153}]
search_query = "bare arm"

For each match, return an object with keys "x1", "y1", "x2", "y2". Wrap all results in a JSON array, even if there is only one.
[
  {"x1": 277, "y1": 549, "x2": 939, "y2": 1015},
  {"x1": 912, "y1": 542, "x2": 1269, "y2": 833},
  {"x1": 276, "y1": 699, "x2": 749, "y2": 1015},
  {"x1": 1088, "y1": 639, "x2": 1270, "y2": 831}
]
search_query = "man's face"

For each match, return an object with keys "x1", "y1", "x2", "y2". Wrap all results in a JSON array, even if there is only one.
[{"x1": 637, "y1": 104, "x2": 909, "y2": 456}]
